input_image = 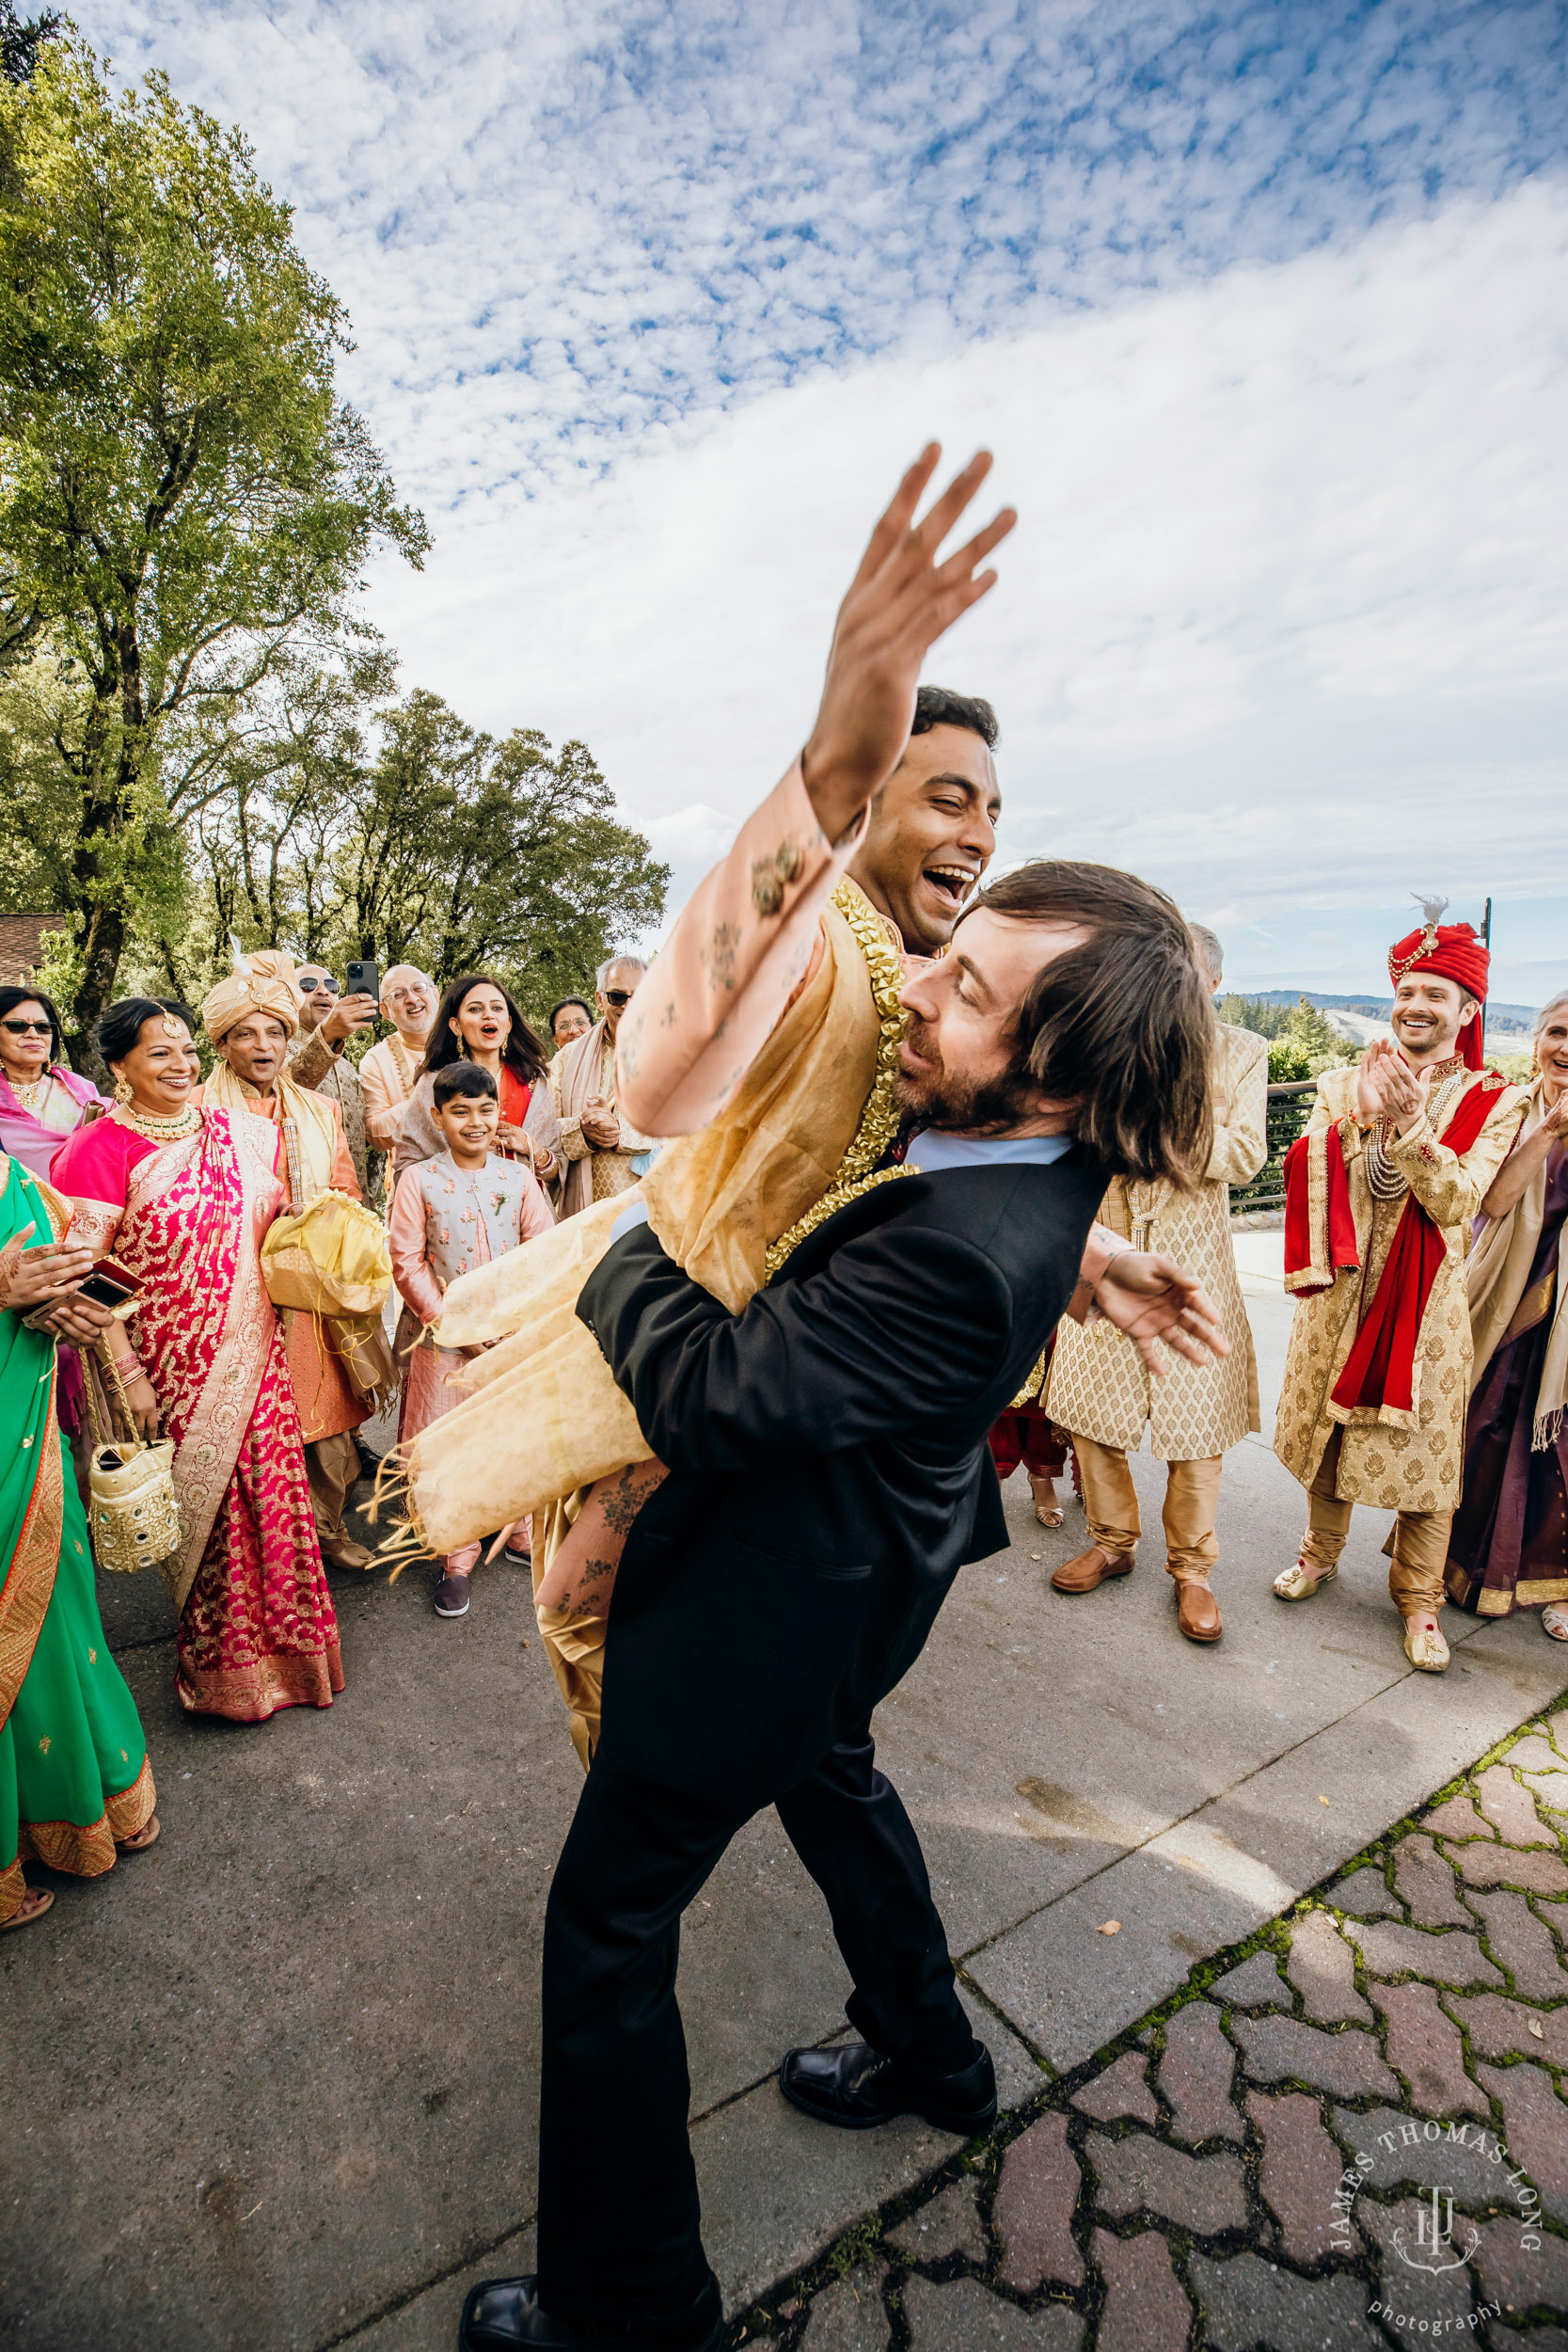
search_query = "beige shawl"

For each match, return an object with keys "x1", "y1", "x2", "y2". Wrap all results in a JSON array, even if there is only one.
[{"x1": 1466, "y1": 1076, "x2": 1568, "y2": 1451}]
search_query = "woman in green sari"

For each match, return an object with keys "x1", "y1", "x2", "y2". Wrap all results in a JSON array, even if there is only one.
[{"x1": 1, "y1": 1148, "x2": 158, "y2": 1931}]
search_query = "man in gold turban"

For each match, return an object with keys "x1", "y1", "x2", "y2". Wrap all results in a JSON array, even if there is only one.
[{"x1": 199, "y1": 948, "x2": 374, "y2": 1568}]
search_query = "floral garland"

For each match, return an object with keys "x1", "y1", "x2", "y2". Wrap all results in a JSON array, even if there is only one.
[{"x1": 763, "y1": 877, "x2": 914, "y2": 1279}]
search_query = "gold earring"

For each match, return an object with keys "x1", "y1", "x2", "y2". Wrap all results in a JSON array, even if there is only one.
[{"x1": 113, "y1": 1073, "x2": 133, "y2": 1106}]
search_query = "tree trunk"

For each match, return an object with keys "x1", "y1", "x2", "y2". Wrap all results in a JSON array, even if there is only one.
[{"x1": 66, "y1": 896, "x2": 126, "y2": 1083}]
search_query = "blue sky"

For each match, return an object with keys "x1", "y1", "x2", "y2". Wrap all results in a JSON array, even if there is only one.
[{"x1": 90, "y1": 0, "x2": 1568, "y2": 999}]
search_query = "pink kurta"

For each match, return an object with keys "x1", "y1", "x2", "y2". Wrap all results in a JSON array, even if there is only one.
[
  {"x1": 389, "y1": 1151, "x2": 554, "y2": 1448},
  {"x1": 51, "y1": 1108, "x2": 343, "y2": 1722}
]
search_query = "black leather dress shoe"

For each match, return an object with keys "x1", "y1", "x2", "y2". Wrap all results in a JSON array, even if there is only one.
[
  {"x1": 458, "y1": 2274, "x2": 721, "y2": 2352},
  {"x1": 779, "y1": 2039, "x2": 997, "y2": 2135}
]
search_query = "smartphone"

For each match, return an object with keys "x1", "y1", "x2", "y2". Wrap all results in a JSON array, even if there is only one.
[
  {"x1": 79, "y1": 1265, "x2": 140, "y2": 1313},
  {"x1": 345, "y1": 960, "x2": 379, "y2": 1005}
]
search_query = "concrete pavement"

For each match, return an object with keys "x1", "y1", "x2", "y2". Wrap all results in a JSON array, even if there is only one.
[{"x1": 4, "y1": 1231, "x2": 1565, "y2": 2349}]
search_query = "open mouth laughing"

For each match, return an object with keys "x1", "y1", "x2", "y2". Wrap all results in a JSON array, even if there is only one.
[{"x1": 921, "y1": 863, "x2": 975, "y2": 913}]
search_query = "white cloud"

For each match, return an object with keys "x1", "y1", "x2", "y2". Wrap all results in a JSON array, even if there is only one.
[{"x1": 356, "y1": 183, "x2": 1568, "y2": 993}]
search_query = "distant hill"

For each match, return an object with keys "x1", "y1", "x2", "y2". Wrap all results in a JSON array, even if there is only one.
[{"x1": 1242, "y1": 989, "x2": 1538, "y2": 1037}]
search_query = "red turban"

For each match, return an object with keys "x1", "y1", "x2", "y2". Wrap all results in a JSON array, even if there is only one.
[{"x1": 1387, "y1": 913, "x2": 1489, "y2": 1069}]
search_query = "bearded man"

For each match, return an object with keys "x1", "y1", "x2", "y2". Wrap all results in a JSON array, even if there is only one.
[
  {"x1": 458, "y1": 444, "x2": 1227, "y2": 2352},
  {"x1": 199, "y1": 950, "x2": 375, "y2": 1572},
  {"x1": 1273, "y1": 900, "x2": 1528, "y2": 1671}
]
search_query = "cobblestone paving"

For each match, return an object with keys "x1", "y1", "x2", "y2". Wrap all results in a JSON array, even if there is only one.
[{"x1": 729, "y1": 1706, "x2": 1568, "y2": 2351}]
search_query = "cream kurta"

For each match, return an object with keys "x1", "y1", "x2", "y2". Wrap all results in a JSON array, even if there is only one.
[
  {"x1": 1047, "y1": 1022, "x2": 1269, "y2": 1458},
  {"x1": 1274, "y1": 1062, "x2": 1528, "y2": 1510}
]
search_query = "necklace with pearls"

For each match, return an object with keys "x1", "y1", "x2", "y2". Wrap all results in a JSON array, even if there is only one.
[{"x1": 115, "y1": 1101, "x2": 201, "y2": 1143}]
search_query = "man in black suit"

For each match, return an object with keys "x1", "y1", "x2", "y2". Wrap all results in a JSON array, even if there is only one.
[{"x1": 462, "y1": 449, "x2": 1226, "y2": 2352}]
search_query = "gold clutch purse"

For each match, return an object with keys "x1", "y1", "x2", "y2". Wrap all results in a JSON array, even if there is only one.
[{"x1": 85, "y1": 1349, "x2": 180, "y2": 1574}]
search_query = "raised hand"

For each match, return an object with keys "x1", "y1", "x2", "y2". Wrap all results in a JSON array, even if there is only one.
[
  {"x1": 1094, "y1": 1250, "x2": 1230, "y2": 1376},
  {"x1": 801, "y1": 445, "x2": 1016, "y2": 843}
]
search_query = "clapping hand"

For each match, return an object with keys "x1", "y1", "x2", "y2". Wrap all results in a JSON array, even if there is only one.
[
  {"x1": 580, "y1": 1095, "x2": 621, "y2": 1151},
  {"x1": 1094, "y1": 1251, "x2": 1230, "y2": 1377},
  {"x1": 1356, "y1": 1038, "x2": 1428, "y2": 1131}
]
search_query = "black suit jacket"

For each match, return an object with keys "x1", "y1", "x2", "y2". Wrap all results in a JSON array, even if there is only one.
[{"x1": 577, "y1": 1152, "x2": 1107, "y2": 1791}]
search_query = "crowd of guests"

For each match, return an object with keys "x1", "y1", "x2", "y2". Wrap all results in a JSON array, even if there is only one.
[
  {"x1": 1, "y1": 904, "x2": 1565, "y2": 1936},
  {"x1": 0, "y1": 952, "x2": 649, "y2": 1931}
]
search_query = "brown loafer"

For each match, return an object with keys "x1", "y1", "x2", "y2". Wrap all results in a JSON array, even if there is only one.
[
  {"x1": 1051, "y1": 1544, "x2": 1135, "y2": 1594},
  {"x1": 1176, "y1": 1581, "x2": 1223, "y2": 1643},
  {"x1": 320, "y1": 1532, "x2": 374, "y2": 1571}
]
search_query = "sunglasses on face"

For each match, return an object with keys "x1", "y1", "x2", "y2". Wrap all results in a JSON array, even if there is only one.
[
  {"x1": 298, "y1": 975, "x2": 341, "y2": 993},
  {"x1": 1, "y1": 1018, "x2": 52, "y2": 1037},
  {"x1": 602, "y1": 989, "x2": 635, "y2": 1008}
]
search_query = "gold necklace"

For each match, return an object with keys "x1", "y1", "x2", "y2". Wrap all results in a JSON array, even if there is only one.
[
  {"x1": 115, "y1": 1101, "x2": 201, "y2": 1143},
  {"x1": 9, "y1": 1074, "x2": 46, "y2": 1112}
]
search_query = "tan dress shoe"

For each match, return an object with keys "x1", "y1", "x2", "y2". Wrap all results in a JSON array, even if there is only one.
[
  {"x1": 1176, "y1": 1581, "x2": 1223, "y2": 1643},
  {"x1": 321, "y1": 1531, "x2": 375, "y2": 1570},
  {"x1": 1051, "y1": 1544, "x2": 1134, "y2": 1594}
]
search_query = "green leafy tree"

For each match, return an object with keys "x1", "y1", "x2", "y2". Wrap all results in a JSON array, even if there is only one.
[
  {"x1": 176, "y1": 679, "x2": 669, "y2": 1026},
  {"x1": 0, "y1": 34, "x2": 427, "y2": 1069},
  {"x1": 0, "y1": 4, "x2": 57, "y2": 87}
]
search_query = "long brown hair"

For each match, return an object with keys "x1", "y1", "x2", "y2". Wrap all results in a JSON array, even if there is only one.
[{"x1": 963, "y1": 861, "x2": 1214, "y2": 1187}]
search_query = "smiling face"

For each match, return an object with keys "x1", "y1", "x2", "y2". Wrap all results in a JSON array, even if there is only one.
[
  {"x1": 1535, "y1": 1005, "x2": 1568, "y2": 1104},
  {"x1": 384, "y1": 967, "x2": 435, "y2": 1040},
  {"x1": 451, "y1": 982, "x2": 511, "y2": 1061},
  {"x1": 295, "y1": 964, "x2": 339, "y2": 1032},
  {"x1": 0, "y1": 997, "x2": 55, "y2": 1083},
  {"x1": 848, "y1": 723, "x2": 1001, "y2": 956},
  {"x1": 436, "y1": 1085, "x2": 500, "y2": 1162},
  {"x1": 1390, "y1": 973, "x2": 1478, "y2": 1069},
  {"x1": 113, "y1": 1014, "x2": 196, "y2": 1118},
  {"x1": 219, "y1": 1011, "x2": 292, "y2": 1092},
  {"x1": 552, "y1": 1001, "x2": 593, "y2": 1050},
  {"x1": 596, "y1": 961, "x2": 642, "y2": 1043},
  {"x1": 895, "y1": 907, "x2": 1091, "y2": 1134}
]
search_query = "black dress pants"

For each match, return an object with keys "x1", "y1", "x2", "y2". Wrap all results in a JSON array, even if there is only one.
[{"x1": 535, "y1": 1722, "x2": 974, "y2": 2323}]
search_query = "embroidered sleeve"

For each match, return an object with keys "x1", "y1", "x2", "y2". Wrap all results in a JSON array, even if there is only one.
[
  {"x1": 1386, "y1": 1083, "x2": 1528, "y2": 1232},
  {"x1": 61, "y1": 1196, "x2": 124, "y2": 1258},
  {"x1": 557, "y1": 1116, "x2": 591, "y2": 1163},
  {"x1": 290, "y1": 1029, "x2": 340, "y2": 1090}
]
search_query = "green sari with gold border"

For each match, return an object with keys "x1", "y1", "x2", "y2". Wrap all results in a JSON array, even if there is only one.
[{"x1": 0, "y1": 1151, "x2": 154, "y2": 1924}]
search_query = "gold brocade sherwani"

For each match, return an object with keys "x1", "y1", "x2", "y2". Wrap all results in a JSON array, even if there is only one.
[
  {"x1": 1047, "y1": 1022, "x2": 1269, "y2": 1458},
  {"x1": 1274, "y1": 1061, "x2": 1528, "y2": 1510}
]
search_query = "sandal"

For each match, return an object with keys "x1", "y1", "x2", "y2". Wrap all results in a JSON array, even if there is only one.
[
  {"x1": 2, "y1": 1885, "x2": 55, "y2": 1931},
  {"x1": 1544, "y1": 1604, "x2": 1568, "y2": 1643},
  {"x1": 1273, "y1": 1559, "x2": 1337, "y2": 1602},
  {"x1": 116, "y1": 1815, "x2": 160, "y2": 1853},
  {"x1": 1028, "y1": 1478, "x2": 1065, "y2": 1530}
]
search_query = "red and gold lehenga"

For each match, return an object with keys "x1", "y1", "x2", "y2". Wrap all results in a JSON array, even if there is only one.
[{"x1": 51, "y1": 1105, "x2": 343, "y2": 1721}]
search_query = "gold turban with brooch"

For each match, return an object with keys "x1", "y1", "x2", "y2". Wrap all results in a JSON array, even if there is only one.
[{"x1": 200, "y1": 943, "x2": 304, "y2": 1045}]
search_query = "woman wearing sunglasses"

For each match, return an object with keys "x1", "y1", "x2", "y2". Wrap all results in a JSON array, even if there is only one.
[{"x1": 0, "y1": 988, "x2": 104, "y2": 1183}]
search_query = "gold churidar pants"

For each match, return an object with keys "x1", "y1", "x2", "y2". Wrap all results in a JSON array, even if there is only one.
[
  {"x1": 532, "y1": 1493, "x2": 606, "y2": 1773},
  {"x1": 1301, "y1": 1427, "x2": 1450, "y2": 1617},
  {"x1": 1071, "y1": 1436, "x2": 1224, "y2": 1583},
  {"x1": 306, "y1": 1429, "x2": 360, "y2": 1540}
]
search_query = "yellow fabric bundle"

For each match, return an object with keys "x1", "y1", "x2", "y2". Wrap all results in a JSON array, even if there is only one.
[
  {"x1": 404, "y1": 882, "x2": 897, "y2": 1555},
  {"x1": 261, "y1": 1189, "x2": 392, "y2": 1319}
]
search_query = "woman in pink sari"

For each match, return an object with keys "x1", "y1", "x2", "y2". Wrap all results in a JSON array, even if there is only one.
[{"x1": 52, "y1": 1000, "x2": 342, "y2": 1722}]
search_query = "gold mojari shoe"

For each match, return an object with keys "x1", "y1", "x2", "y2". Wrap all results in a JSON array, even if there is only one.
[
  {"x1": 1402, "y1": 1619, "x2": 1450, "y2": 1673},
  {"x1": 1272, "y1": 1560, "x2": 1337, "y2": 1602}
]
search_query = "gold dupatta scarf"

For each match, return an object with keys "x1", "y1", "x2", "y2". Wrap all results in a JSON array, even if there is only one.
[
  {"x1": 1466, "y1": 1075, "x2": 1568, "y2": 1451},
  {"x1": 202, "y1": 1059, "x2": 341, "y2": 1202}
]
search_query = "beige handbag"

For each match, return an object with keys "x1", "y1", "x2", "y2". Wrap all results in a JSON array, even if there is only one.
[{"x1": 85, "y1": 1347, "x2": 181, "y2": 1574}]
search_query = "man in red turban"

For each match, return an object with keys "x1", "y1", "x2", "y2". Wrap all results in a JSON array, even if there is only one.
[{"x1": 1272, "y1": 898, "x2": 1528, "y2": 1672}]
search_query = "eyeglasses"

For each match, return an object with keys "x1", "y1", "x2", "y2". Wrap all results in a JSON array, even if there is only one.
[
  {"x1": 1, "y1": 1018, "x2": 52, "y2": 1037},
  {"x1": 602, "y1": 990, "x2": 635, "y2": 1008},
  {"x1": 298, "y1": 976, "x2": 341, "y2": 993}
]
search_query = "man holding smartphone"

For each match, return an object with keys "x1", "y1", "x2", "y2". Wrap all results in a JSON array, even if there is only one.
[{"x1": 289, "y1": 963, "x2": 378, "y2": 1199}]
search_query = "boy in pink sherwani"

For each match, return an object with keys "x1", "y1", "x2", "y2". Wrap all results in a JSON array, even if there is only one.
[{"x1": 388, "y1": 1062, "x2": 554, "y2": 1616}]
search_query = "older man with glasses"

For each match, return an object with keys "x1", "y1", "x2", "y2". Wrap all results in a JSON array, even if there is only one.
[
  {"x1": 551, "y1": 956, "x2": 655, "y2": 1217},
  {"x1": 287, "y1": 963, "x2": 377, "y2": 1198},
  {"x1": 359, "y1": 965, "x2": 437, "y2": 1170}
]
